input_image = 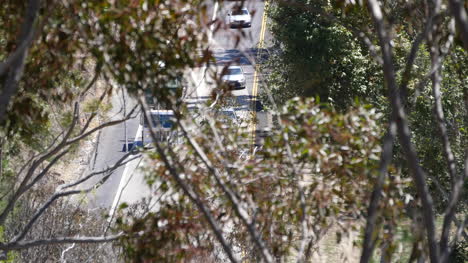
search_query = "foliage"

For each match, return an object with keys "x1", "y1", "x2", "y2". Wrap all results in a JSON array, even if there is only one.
[
  {"x1": 265, "y1": 0, "x2": 467, "y2": 211},
  {"x1": 116, "y1": 98, "x2": 399, "y2": 261},
  {"x1": 4, "y1": 174, "x2": 117, "y2": 262},
  {"x1": 264, "y1": 0, "x2": 382, "y2": 109},
  {"x1": 0, "y1": 226, "x2": 18, "y2": 262},
  {"x1": 450, "y1": 240, "x2": 468, "y2": 263},
  {"x1": 82, "y1": 98, "x2": 112, "y2": 116},
  {"x1": 118, "y1": 196, "x2": 214, "y2": 262}
]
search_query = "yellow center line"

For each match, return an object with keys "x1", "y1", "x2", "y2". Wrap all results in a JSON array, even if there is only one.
[{"x1": 250, "y1": 0, "x2": 269, "y2": 149}]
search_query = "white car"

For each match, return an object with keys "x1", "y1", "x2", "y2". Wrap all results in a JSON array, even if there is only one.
[
  {"x1": 227, "y1": 8, "x2": 252, "y2": 28},
  {"x1": 222, "y1": 66, "x2": 246, "y2": 89}
]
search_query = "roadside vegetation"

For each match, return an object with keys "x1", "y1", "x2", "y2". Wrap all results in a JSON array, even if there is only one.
[{"x1": 0, "y1": 0, "x2": 466, "y2": 262}]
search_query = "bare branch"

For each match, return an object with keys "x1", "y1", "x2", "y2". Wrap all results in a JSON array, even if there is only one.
[
  {"x1": 11, "y1": 190, "x2": 79, "y2": 243},
  {"x1": 11, "y1": 154, "x2": 138, "y2": 244},
  {"x1": 425, "y1": 3, "x2": 463, "y2": 261},
  {"x1": 23, "y1": 148, "x2": 70, "y2": 192},
  {"x1": 400, "y1": 31, "x2": 424, "y2": 103},
  {"x1": 0, "y1": 102, "x2": 136, "y2": 226},
  {"x1": 452, "y1": 215, "x2": 467, "y2": 246},
  {"x1": 429, "y1": 36, "x2": 455, "y2": 261},
  {"x1": 60, "y1": 243, "x2": 75, "y2": 262},
  {"x1": 296, "y1": 187, "x2": 309, "y2": 263}
]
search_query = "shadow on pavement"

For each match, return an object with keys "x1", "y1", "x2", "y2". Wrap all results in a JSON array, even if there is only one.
[
  {"x1": 188, "y1": 95, "x2": 263, "y2": 111},
  {"x1": 212, "y1": 48, "x2": 270, "y2": 66}
]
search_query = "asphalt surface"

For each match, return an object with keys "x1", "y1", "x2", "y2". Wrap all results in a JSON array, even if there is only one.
[
  {"x1": 186, "y1": 0, "x2": 268, "y2": 107},
  {"x1": 87, "y1": 0, "x2": 270, "y2": 210},
  {"x1": 85, "y1": 88, "x2": 140, "y2": 208}
]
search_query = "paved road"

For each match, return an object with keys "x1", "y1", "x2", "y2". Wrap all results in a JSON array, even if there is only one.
[
  {"x1": 85, "y1": 88, "x2": 140, "y2": 208},
  {"x1": 187, "y1": 0, "x2": 269, "y2": 107},
  {"x1": 87, "y1": 0, "x2": 271, "y2": 211}
]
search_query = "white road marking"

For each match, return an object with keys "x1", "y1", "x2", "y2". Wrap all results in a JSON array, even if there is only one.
[
  {"x1": 211, "y1": 1, "x2": 219, "y2": 29},
  {"x1": 208, "y1": 1, "x2": 219, "y2": 41},
  {"x1": 108, "y1": 123, "x2": 143, "y2": 220}
]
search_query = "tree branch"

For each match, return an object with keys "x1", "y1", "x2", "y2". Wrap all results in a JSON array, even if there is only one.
[
  {"x1": 296, "y1": 186, "x2": 309, "y2": 263},
  {"x1": 23, "y1": 148, "x2": 70, "y2": 192},
  {"x1": 448, "y1": 0, "x2": 468, "y2": 49},
  {"x1": 1, "y1": 234, "x2": 123, "y2": 251},
  {"x1": 0, "y1": 102, "x2": 79, "y2": 225},
  {"x1": 360, "y1": 121, "x2": 396, "y2": 263},
  {"x1": 0, "y1": 0, "x2": 41, "y2": 123},
  {"x1": 139, "y1": 97, "x2": 240, "y2": 263},
  {"x1": 66, "y1": 104, "x2": 138, "y2": 145},
  {"x1": 79, "y1": 63, "x2": 102, "y2": 100},
  {"x1": 440, "y1": 152, "x2": 468, "y2": 263},
  {"x1": 175, "y1": 117, "x2": 274, "y2": 263},
  {"x1": 427, "y1": 15, "x2": 460, "y2": 263},
  {"x1": 11, "y1": 190, "x2": 79, "y2": 243},
  {"x1": 0, "y1": 103, "x2": 136, "y2": 226},
  {"x1": 79, "y1": 84, "x2": 110, "y2": 135},
  {"x1": 10, "y1": 155, "x2": 137, "y2": 244},
  {"x1": 61, "y1": 152, "x2": 139, "y2": 190},
  {"x1": 366, "y1": 0, "x2": 439, "y2": 262}
]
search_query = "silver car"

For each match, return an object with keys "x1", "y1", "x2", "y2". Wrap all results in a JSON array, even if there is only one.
[
  {"x1": 222, "y1": 66, "x2": 246, "y2": 89},
  {"x1": 227, "y1": 8, "x2": 252, "y2": 28}
]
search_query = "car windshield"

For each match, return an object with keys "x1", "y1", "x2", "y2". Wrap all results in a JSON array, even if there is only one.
[
  {"x1": 218, "y1": 111, "x2": 238, "y2": 124},
  {"x1": 232, "y1": 9, "x2": 248, "y2": 15},
  {"x1": 227, "y1": 68, "x2": 242, "y2": 75},
  {"x1": 146, "y1": 114, "x2": 174, "y2": 128},
  {"x1": 221, "y1": 111, "x2": 236, "y2": 118}
]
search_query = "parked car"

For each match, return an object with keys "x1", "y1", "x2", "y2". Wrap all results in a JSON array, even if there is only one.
[
  {"x1": 221, "y1": 66, "x2": 246, "y2": 89},
  {"x1": 139, "y1": 110, "x2": 182, "y2": 146},
  {"x1": 227, "y1": 8, "x2": 252, "y2": 28}
]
